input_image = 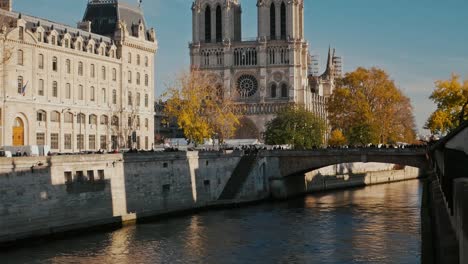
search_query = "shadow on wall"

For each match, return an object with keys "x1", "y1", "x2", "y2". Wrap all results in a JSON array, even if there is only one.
[{"x1": 0, "y1": 156, "x2": 120, "y2": 245}]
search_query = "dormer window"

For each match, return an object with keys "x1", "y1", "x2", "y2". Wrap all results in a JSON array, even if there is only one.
[
  {"x1": 110, "y1": 50, "x2": 115, "y2": 58},
  {"x1": 38, "y1": 32, "x2": 43, "y2": 42},
  {"x1": 77, "y1": 42, "x2": 82, "y2": 51},
  {"x1": 51, "y1": 36, "x2": 56, "y2": 45},
  {"x1": 64, "y1": 39, "x2": 69, "y2": 48}
]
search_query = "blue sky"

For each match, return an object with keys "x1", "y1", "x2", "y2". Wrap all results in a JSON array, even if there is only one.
[{"x1": 13, "y1": 0, "x2": 468, "y2": 133}]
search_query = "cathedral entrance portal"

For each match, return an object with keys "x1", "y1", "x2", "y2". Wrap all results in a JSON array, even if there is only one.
[{"x1": 12, "y1": 117, "x2": 24, "y2": 146}]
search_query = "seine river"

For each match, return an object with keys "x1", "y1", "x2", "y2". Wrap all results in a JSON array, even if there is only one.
[{"x1": 2, "y1": 180, "x2": 422, "y2": 264}]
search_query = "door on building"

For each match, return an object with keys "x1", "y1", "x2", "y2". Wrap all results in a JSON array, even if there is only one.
[{"x1": 12, "y1": 117, "x2": 24, "y2": 146}]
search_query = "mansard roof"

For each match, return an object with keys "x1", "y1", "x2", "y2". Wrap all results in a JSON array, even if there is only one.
[
  {"x1": 0, "y1": 8, "x2": 113, "y2": 45},
  {"x1": 83, "y1": 0, "x2": 147, "y2": 38}
]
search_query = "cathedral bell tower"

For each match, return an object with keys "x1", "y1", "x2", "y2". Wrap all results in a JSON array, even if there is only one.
[
  {"x1": 192, "y1": 0, "x2": 241, "y2": 43},
  {"x1": 257, "y1": 0, "x2": 304, "y2": 41}
]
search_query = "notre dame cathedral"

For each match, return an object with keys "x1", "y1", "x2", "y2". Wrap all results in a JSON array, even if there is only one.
[{"x1": 189, "y1": 0, "x2": 340, "y2": 139}]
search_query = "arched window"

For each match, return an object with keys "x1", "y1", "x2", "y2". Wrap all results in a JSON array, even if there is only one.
[
  {"x1": 144, "y1": 56, "x2": 148, "y2": 67},
  {"x1": 270, "y1": 3, "x2": 276, "y2": 39},
  {"x1": 51, "y1": 111, "x2": 60, "y2": 123},
  {"x1": 66, "y1": 59, "x2": 71, "y2": 73},
  {"x1": 90, "y1": 64, "x2": 95, "y2": 77},
  {"x1": 136, "y1": 72, "x2": 140, "y2": 85},
  {"x1": 112, "y1": 89, "x2": 117, "y2": 104},
  {"x1": 17, "y1": 50, "x2": 23, "y2": 65},
  {"x1": 144, "y1": 94, "x2": 149, "y2": 107},
  {"x1": 18, "y1": 26, "x2": 24, "y2": 40},
  {"x1": 111, "y1": 116, "x2": 119, "y2": 126},
  {"x1": 145, "y1": 74, "x2": 149, "y2": 86},
  {"x1": 52, "y1": 56, "x2": 58, "y2": 71},
  {"x1": 78, "y1": 62, "x2": 83, "y2": 76},
  {"x1": 112, "y1": 68, "x2": 117, "y2": 81},
  {"x1": 89, "y1": 114, "x2": 97, "y2": 125},
  {"x1": 65, "y1": 83, "x2": 71, "y2": 99},
  {"x1": 280, "y1": 2, "x2": 286, "y2": 40},
  {"x1": 36, "y1": 110, "x2": 47, "y2": 122},
  {"x1": 271, "y1": 84, "x2": 277, "y2": 98},
  {"x1": 128, "y1": 52, "x2": 131, "y2": 64},
  {"x1": 90, "y1": 86, "x2": 95, "y2": 101},
  {"x1": 77, "y1": 113, "x2": 86, "y2": 124},
  {"x1": 128, "y1": 71, "x2": 132, "y2": 83},
  {"x1": 216, "y1": 5, "x2": 222, "y2": 42},
  {"x1": 137, "y1": 54, "x2": 140, "y2": 65},
  {"x1": 205, "y1": 6, "x2": 211, "y2": 42},
  {"x1": 100, "y1": 115, "x2": 108, "y2": 125},
  {"x1": 64, "y1": 112, "x2": 73, "y2": 123},
  {"x1": 281, "y1": 83, "x2": 288, "y2": 98},
  {"x1": 145, "y1": 118, "x2": 149, "y2": 129}
]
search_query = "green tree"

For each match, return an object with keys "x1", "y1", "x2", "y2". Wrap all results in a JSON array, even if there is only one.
[
  {"x1": 264, "y1": 106, "x2": 326, "y2": 149},
  {"x1": 425, "y1": 74, "x2": 468, "y2": 135},
  {"x1": 328, "y1": 67, "x2": 417, "y2": 144}
]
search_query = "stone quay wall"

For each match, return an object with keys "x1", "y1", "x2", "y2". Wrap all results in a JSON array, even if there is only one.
[{"x1": 0, "y1": 152, "x2": 422, "y2": 245}]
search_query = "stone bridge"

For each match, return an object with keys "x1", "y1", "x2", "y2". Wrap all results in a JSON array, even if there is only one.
[{"x1": 259, "y1": 148, "x2": 429, "y2": 178}]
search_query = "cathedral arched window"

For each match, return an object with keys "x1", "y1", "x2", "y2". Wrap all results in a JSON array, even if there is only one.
[
  {"x1": 271, "y1": 84, "x2": 277, "y2": 98},
  {"x1": 216, "y1": 5, "x2": 222, "y2": 42},
  {"x1": 270, "y1": 3, "x2": 276, "y2": 39},
  {"x1": 281, "y1": 2, "x2": 286, "y2": 40},
  {"x1": 281, "y1": 83, "x2": 288, "y2": 98},
  {"x1": 205, "y1": 6, "x2": 212, "y2": 42}
]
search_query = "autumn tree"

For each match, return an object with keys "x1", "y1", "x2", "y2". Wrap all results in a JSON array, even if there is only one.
[
  {"x1": 162, "y1": 71, "x2": 239, "y2": 145},
  {"x1": 328, "y1": 67, "x2": 417, "y2": 145},
  {"x1": 264, "y1": 106, "x2": 326, "y2": 149},
  {"x1": 425, "y1": 74, "x2": 468, "y2": 135},
  {"x1": 328, "y1": 129, "x2": 347, "y2": 146}
]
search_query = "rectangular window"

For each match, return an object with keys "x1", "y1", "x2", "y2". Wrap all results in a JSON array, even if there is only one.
[
  {"x1": 78, "y1": 85, "x2": 84, "y2": 100},
  {"x1": 89, "y1": 135, "x2": 96, "y2": 150},
  {"x1": 128, "y1": 92, "x2": 132, "y2": 106},
  {"x1": 52, "y1": 82, "x2": 58, "y2": 97},
  {"x1": 145, "y1": 136, "x2": 148, "y2": 150},
  {"x1": 137, "y1": 136, "x2": 141, "y2": 149},
  {"x1": 51, "y1": 133, "x2": 59, "y2": 149},
  {"x1": 77, "y1": 134, "x2": 84, "y2": 150},
  {"x1": 98, "y1": 170, "x2": 105, "y2": 181},
  {"x1": 90, "y1": 87, "x2": 95, "y2": 101},
  {"x1": 65, "y1": 83, "x2": 71, "y2": 99},
  {"x1": 38, "y1": 79, "x2": 44, "y2": 96},
  {"x1": 76, "y1": 171, "x2": 85, "y2": 183},
  {"x1": 52, "y1": 57, "x2": 58, "y2": 71},
  {"x1": 100, "y1": 135, "x2": 107, "y2": 150},
  {"x1": 87, "y1": 170, "x2": 95, "y2": 182},
  {"x1": 17, "y1": 76, "x2": 23, "y2": 94},
  {"x1": 112, "y1": 68, "x2": 117, "y2": 81},
  {"x1": 17, "y1": 50, "x2": 23, "y2": 65},
  {"x1": 90, "y1": 64, "x2": 95, "y2": 78},
  {"x1": 64, "y1": 172, "x2": 72, "y2": 184},
  {"x1": 64, "y1": 134, "x2": 72, "y2": 150},
  {"x1": 38, "y1": 54, "x2": 44, "y2": 69},
  {"x1": 36, "y1": 133, "x2": 45, "y2": 145}
]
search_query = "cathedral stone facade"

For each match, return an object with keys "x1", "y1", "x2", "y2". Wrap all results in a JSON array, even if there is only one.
[
  {"x1": 190, "y1": 0, "x2": 334, "y2": 139},
  {"x1": 0, "y1": 0, "x2": 157, "y2": 152}
]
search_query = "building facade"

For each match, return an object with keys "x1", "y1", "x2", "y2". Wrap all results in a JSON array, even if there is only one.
[
  {"x1": 189, "y1": 0, "x2": 334, "y2": 139},
  {"x1": 0, "y1": 0, "x2": 158, "y2": 152}
]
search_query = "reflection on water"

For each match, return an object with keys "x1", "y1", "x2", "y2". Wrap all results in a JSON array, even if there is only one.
[{"x1": 2, "y1": 180, "x2": 422, "y2": 264}]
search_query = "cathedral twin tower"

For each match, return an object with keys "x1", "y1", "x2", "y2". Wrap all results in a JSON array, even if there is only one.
[{"x1": 190, "y1": 0, "x2": 330, "y2": 139}]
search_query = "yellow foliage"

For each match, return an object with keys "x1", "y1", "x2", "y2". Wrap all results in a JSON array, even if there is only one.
[
  {"x1": 328, "y1": 129, "x2": 347, "y2": 146},
  {"x1": 426, "y1": 74, "x2": 468, "y2": 134},
  {"x1": 162, "y1": 71, "x2": 239, "y2": 144}
]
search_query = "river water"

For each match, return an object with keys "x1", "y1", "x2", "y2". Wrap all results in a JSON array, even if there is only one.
[{"x1": 2, "y1": 180, "x2": 422, "y2": 264}]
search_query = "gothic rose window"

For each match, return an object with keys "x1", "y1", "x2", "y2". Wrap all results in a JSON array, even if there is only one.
[{"x1": 237, "y1": 75, "x2": 258, "y2": 98}]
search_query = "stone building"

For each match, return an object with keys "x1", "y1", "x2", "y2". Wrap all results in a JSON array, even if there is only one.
[
  {"x1": 0, "y1": 0, "x2": 158, "y2": 152},
  {"x1": 189, "y1": 0, "x2": 333, "y2": 139}
]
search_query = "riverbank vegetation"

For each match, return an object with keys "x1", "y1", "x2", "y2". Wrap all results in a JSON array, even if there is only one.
[
  {"x1": 327, "y1": 67, "x2": 417, "y2": 146},
  {"x1": 162, "y1": 71, "x2": 239, "y2": 145},
  {"x1": 425, "y1": 74, "x2": 468, "y2": 135},
  {"x1": 264, "y1": 106, "x2": 326, "y2": 149}
]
